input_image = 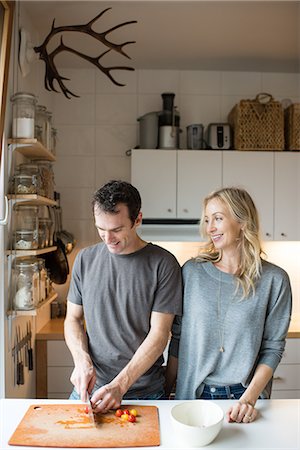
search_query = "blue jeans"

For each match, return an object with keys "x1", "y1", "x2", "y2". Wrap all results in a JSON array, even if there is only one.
[
  {"x1": 200, "y1": 383, "x2": 246, "y2": 400},
  {"x1": 69, "y1": 387, "x2": 165, "y2": 401}
]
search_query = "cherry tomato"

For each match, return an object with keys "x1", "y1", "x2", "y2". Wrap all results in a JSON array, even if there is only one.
[
  {"x1": 122, "y1": 409, "x2": 130, "y2": 415},
  {"x1": 84, "y1": 406, "x2": 89, "y2": 414},
  {"x1": 128, "y1": 414, "x2": 136, "y2": 423},
  {"x1": 115, "y1": 409, "x2": 123, "y2": 417},
  {"x1": 129, "y1": 409, "x2": 137, "y2": 417},
  {"x1": 121, "y1": 413, "x2": 129, "y2": 421}
]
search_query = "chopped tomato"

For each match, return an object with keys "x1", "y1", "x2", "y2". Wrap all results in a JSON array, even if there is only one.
[
  {"x1": 128, "y1": 414, "x2": 136, "y2": 423},
  {"x1": 115, "y1": 409, "x2": 123, "y2": 417},
  {"x1": 122, "y1": 409, "x2": 130, "y2": 415},
  {"x1": 84, "y1": 406, "x2": 89, "y2": 414}
]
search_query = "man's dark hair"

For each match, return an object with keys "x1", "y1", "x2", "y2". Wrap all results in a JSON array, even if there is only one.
[{"x1": 92, "y1": 180, "x2": 142, "y2": 224}]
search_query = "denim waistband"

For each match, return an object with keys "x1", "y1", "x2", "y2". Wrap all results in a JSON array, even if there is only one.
[{"x1": 203, "y1": 383, "x2": 245, "y2": 395}]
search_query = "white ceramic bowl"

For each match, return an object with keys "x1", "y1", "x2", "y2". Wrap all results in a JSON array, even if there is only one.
[{"x1": 170, "y1": 400, "x2": 224, "y2": 447}]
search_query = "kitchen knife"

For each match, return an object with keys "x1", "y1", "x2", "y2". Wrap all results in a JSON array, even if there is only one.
[
  {"x1": 27, "y1": 322, "x2": 33, "y2": 370},
  {"x1": 17, "y1": 327, "x2": 24, "y2": 385},
  {"x1": 85, "y1": 394, "x2": 95, "y2": 425}
]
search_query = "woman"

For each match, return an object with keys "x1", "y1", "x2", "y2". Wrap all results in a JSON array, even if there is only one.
[{"x1": 166, "y1": 187, "x2": 292, "y2": 423}]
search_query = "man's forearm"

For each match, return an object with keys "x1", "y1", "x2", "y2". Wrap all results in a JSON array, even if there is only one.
[
  {"x1": 64, "y1": 315, "x2": 91, "y2": 366},
  {"x1": 112, "y1": 327, "x2": 169, "y2": 395}
]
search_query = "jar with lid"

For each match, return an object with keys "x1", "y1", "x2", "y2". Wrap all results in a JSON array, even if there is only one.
[
  {"x1": 13, "y1": 230, "x2": 38, "y2": 250},
  {"x1": 13, "y1": 258, "x2": 39, "y2": 310},
  {"x1": 11, "y1": 92, "x2": 37, "y2": 139},
  {"x1": 14, "y1": 205, "x2": 39, "y2": 233},
  {"x1": 13, "y1": 173, "x2": 39, "y2": 195},
  {"x1": 50, "y1": 127, "x2": 57, "y2": 155},
  {"x1": 37, "y1": 258, "x2": 47, "y2": 304},
  {"x1": 45, "y1": 110, "x2": 53, "y2": 150},
  {"x1": 39, "y1": 217, "x2": 51, "y2": 247},
  {"x1": 35, "y1": 105, "x2": 47, "y2": 146},
  {"x1": 16, "y1": 163, "x2": 42, "y2": 195},
  {"x1": 33, "y1": 160, "x2": 54, "y2": 199}
]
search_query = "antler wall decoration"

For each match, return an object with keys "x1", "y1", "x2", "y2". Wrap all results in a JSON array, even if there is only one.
[{"x1": 33, "y1": 8, "x2": 137, "y2": 99}]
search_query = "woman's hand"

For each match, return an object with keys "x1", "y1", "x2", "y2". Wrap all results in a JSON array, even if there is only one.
[{"x1": 226, "y1": 400, "x2": 258, "y2": 423}]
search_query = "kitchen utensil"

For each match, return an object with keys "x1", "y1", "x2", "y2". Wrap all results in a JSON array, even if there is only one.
[
  {"x1": 9, "y1": 404, "x2": 160, "y2": 448},
  {"x1": 137, "y1": 111, "x2": 159, "y2": 148},
  {"x1": 158, "y1": 92, "x2": 180, "y2": 149},
  {"x1": 17, "y1": 327, "x2": 24, "y2": 385},
  {"x1": 85, "y1": 392, "x2": 95, "y2": 425},
  {"x1": 170, "y1": 400, "x2": 224, "y2": 448},
  {"x1": 207, "y1": 123, "x2": 231, "y2": 149},
  {"x1": 187, "y1": 124, "x2": 204, "y2": 149},
  {"x1": 27, "y1": 322, "x2": 33, "y2": 371},
  {"x1": 158, "y1": 125, "x2": 180, "y2": 149}
]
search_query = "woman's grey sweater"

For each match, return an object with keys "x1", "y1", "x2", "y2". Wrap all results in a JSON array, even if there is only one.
[{"x1": 169, "y1": 259, "x2": 292, "y2": 400}]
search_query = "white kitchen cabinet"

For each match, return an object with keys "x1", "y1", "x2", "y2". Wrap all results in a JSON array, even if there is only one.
[
  {"x1": 132, "y1": 149, "x2": 300, "y2": 241},
  {"x1": 177, "y1": 151, "x2": 222, "y2": 219},
  {"x1": 131, "y1": 150, "x2": 222, "y2": 220},
  {"x1": 222, "y1": 151, "x2": 274, "y2": 240},
  {"x1": 274, "y1": 153, "x2": 300, "y2": 240},
  {"x1": 131, "y1": 150, "x2": 177, "y2": 218},
  {"x1": 47, "y1": 340, "x2": 74, "y2": 399},
  {"x1": 271, "y1": 338, "x2": 300, "y2": 399}
]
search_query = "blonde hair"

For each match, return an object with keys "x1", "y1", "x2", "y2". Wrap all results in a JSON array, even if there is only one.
[{"x1": 197, "y1": 187, "x2": 263, "y2": 298}]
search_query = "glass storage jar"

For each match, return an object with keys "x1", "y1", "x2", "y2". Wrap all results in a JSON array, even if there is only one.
[
  {"x1": 13, "y1": 230, "x2": 38, "y2": 250},
  {"x1": 17, "y1": 163, "x2": 42, "y2": 195},
  {"x1": 45, "y1": 110, "x2": 53, "y2": 150},
  {"x1": 38, "y1": 217, "x2": 51, "y2": 247},
  {"x1": 33, "y1": 160, "x2": 54, "y2": 199},
  {"x1": 13, "y1": 259, "x2": 39, "y2": 310},
  {"x1": 37, "y1": 258, "x2": 47, "y2": 304},
  {"x1": 13, "y1": 173, "x2": 39, "y2": 195},
  {"x1": 51, "y1": 127, "x2": 57, "y2": 155},
  {"x1": 11, "y1": 92, "x2": 37, "y2": 139},
  {"x1": 14, "y1": 205, "x2": 39, "y2": 233},
  {"x1": 35, "y1": 105, "x2": 48, "y2": 146}
]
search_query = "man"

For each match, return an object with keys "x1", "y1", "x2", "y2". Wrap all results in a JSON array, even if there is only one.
[{"x1": 64, "y1": 180, "x2": 182, "y2": 413}]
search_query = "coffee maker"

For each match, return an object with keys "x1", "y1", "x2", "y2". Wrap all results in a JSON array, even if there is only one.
[{"x1": 158, "y1": 93, "x2": 180, "y2": 149}]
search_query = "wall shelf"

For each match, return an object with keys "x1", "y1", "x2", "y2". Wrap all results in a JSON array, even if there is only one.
[
  {"x1": 8, "y1": 138, "x2": 56, "y2": 161},
  {"x1": 6, "y1": 246, "x2": 57, "y2": 257},
  {"x1": 7, "y1": 194, "x2": 57, "y2": 207},
  {"x1": 7, "y1": 291, "x2": 58, "y2": 317}
]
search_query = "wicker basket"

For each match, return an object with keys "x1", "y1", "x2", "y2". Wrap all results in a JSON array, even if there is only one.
[
  {"x1": 284, "y1": 103, "x2": 300, "y2": 150},
  {"x1": 228, "y1": 93, "x2": 284, "y2": 150}
]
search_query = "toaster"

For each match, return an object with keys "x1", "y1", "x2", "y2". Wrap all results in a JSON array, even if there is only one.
[{"x1": 207, "y1": 123, "x2": 231, "y2": 149}]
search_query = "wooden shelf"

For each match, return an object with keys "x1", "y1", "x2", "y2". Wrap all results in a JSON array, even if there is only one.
[
  {"x1": 7, "y1": 194, "x2": 57, "y2": 206},
  {"x1": 8, "y1": 138, "x2": 56, "y2": 161},
  {"x1": 6, "y1": 246, "x2": 57, "y2": 257},
  {"x1": 7, "y1": 291, "x2": 58, "y2": 317}
]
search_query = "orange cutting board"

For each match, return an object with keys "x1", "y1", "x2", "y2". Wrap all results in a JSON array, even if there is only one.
[{"x1": 8, "y1": 404, "x2": 160, "y2": 448}]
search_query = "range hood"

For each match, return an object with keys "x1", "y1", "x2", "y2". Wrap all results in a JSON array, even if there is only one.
[{"x1": 138, "y1": 219, "x2": 202, "y2": 242}]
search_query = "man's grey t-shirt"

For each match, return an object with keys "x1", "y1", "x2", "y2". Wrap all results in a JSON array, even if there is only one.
[{"x1": 68, "y1": 242, "x2": 182, "y2": 397}]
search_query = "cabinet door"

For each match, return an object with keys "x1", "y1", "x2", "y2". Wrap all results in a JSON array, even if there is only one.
[
  {"x1": 223, "y1": 151, "x2": 274, "y2": 240},
  {"x1": 131, "y1": 150, "x2": 177, "y2": 218},
  {"x1": 274, "y1": 153, "x2": 300, "y2": 240},
  {"x1": 177, "y1": 151, "x2": 222, "y2": 219}
]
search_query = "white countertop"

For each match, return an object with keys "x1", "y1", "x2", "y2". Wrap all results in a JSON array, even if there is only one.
[{"x1": 1, "y1": 399, "x2": 299, "y2": 450}]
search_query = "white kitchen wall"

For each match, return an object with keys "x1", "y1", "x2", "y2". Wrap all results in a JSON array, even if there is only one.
[
  {"x1": 50, "y1": 68, "x2": 300, "y2": 312},
  {"x1": 53, "y1": 68, "x2": 300, "y2": 246}
]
